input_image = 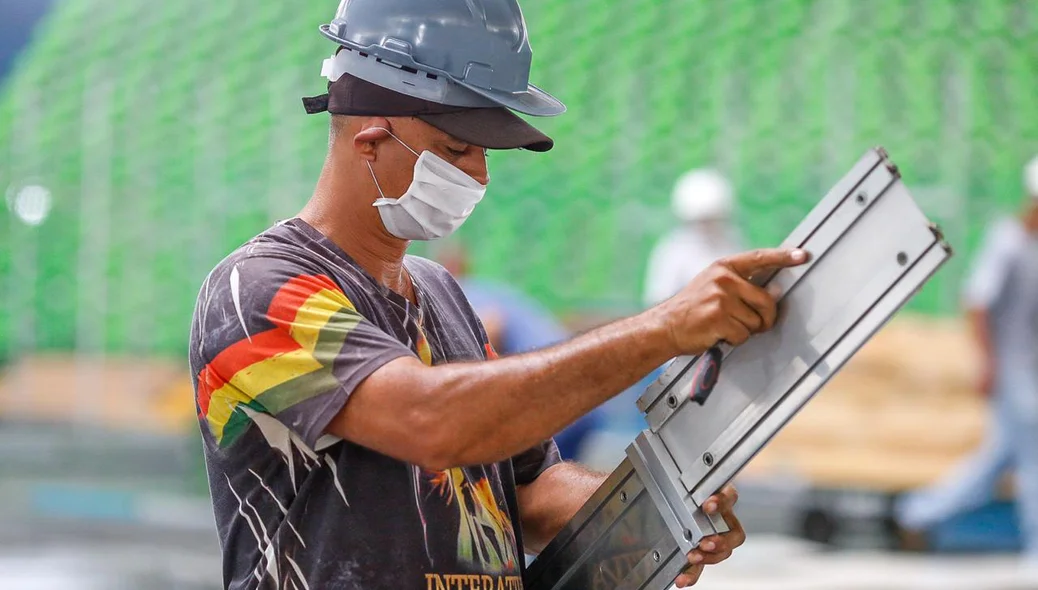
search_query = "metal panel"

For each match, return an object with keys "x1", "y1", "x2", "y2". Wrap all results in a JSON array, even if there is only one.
[
  {"x1": 525, "y1": 148, "x2": 951, "y2": 590},
  {"x1": 687, "y1": 239, "x2": 949, "y2": 505},
  {"x1": 525, "y1": 460, "x2": 673, "y2": 590},
  {"x1": 665, "y1": 181, "x2": 942, "y2": 485}
]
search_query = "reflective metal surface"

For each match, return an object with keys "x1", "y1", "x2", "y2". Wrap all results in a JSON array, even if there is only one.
[
  {"x1": 668, "y1": 179, "x2": 942, "y2": 487},
  {"x1": 526, "y1": 460, "x2": 671, "y2": 590},
  {"x1": 525, "y1": 148, "x2": 952, "y2": 590}
]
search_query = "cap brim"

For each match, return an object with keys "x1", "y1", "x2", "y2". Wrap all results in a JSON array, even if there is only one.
[{"x1": 418, "y1": 108, "x2": 554, "y2": 152}]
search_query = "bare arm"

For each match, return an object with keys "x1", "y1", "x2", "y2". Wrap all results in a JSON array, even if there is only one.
[
  {"x1": 516, "y1": 462, "x2": 606, "y2": 553},
  {"x1": 330, "y1": 309, "x2": 674, "y2": 470},
  {"x1": 327, "y1": 248, "x2": 807, "y2": 471},
  {"x1": 968, "y1": 307, "x2": 997, "y2": 396}
]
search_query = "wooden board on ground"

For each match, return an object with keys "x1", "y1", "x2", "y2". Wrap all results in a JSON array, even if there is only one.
[
  {"x1": 0, "y1": 354, "x2": 195, "y2": 435},
  {"x1": 742, "y1": 315, "x2": 988, "y2": 492}
]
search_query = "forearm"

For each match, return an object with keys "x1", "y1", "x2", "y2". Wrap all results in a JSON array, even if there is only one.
[
  {"x1": 423, "y1": 309, "x2": 675, "y2": 467},
  {"x1": 967, "y1": 307, "x2": 995, "y2": 363},
  {"x1": 334, "y1": 307, "x2": 677, "y2": 471},
  {"x1": 517, "y1": 462, "x2": 607, "y2": 553}
]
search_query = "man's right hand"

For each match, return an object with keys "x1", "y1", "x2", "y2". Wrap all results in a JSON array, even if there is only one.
[{"x1": 655, "y1": 248, "x2": 809, "y2": 355}]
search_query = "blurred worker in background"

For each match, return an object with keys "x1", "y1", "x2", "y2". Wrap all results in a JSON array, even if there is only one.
[
  {"x1": 897, "y1": 156, "x2": 1038, "y2": 566},
  {"x1": 644, "y1": 168, "x2": 744, "y2": 307},
  {"x1": 439, "y1": 245, "x2": 601, "y2": 460}
]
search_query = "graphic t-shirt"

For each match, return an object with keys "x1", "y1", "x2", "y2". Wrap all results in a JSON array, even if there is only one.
[{"x1": 189, "y1": 218, "x2": 561, "y2": 590}]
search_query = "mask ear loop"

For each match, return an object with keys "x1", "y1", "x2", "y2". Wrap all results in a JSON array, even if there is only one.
[
  {"x1": 366, "y1": 126, "x2": 421, "y2": 202},
  {"x1": 369, "y1": 126, "x2": 421, "y2": 158},
  {"x1": 366, "y1": 161, "x2": 389, "y2": 200}
]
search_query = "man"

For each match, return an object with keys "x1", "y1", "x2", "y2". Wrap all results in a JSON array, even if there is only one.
[
  {"x1": 644, "y1": 168, "x2": 744, "y2": 307},
  {"x1": 189, "y1": 2, "x2": 807, "y2": 588},
  {"x1": 897, "y1": 156, "x2": 1038, "y2": 565}
]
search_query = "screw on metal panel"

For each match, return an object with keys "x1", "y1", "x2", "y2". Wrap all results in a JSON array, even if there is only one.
[
  {"x1": 683, "y1": 529, "x2": 693, "y2": 541},
  {"x1": 620, "y1": 491, "x2": 628, "y2": 503},
  {"x1": 703, "y1": 452, "x2": 714, "y2": 467},
  {"x1": 667, "y1": 395, "x2": 678, "y2": 408},
  {"x1": 897, "y1": 252, "x2": 909, "y2": 266},
  {"x1": 652, "y1": 550, "x2": 661, "y2": 562},
  {"x1": 855, "y1": 192, "x2": 867, "y2": 205}
]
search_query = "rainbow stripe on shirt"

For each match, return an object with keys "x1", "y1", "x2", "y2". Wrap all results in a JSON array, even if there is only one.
[{"x1": 196, "y1": 274, "x2": 360, "y2": 447}]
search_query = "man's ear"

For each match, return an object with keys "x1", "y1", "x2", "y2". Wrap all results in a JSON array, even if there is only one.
[{"x1": 353, "y1": 117, "x2": 393, "y2": 162}]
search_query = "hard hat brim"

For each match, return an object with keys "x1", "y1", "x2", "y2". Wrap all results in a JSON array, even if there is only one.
[
  {"x1": 418, "y1": 108, "x2": 554, "y2": 152},
  {"x1": 454, "y1": 81, "x2": 566, "y2": 117}
]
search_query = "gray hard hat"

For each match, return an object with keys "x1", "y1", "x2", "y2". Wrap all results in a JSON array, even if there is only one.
[{"x1": 318, "y1": 0, "x2": 565, "y2": 117}]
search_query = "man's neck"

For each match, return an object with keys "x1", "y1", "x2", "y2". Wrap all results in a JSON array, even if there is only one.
[{"x1": 301, "y1": 161, "x2": 414, "y2": 300}]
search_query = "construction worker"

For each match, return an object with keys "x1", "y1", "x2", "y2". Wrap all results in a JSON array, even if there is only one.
[
  {"x1": 897, "y1": 156, "x2": 1038, "y2": 566},
  {"x1": 188, "y1": 2, "x2": 807, "y2": 588},
  {"x1": 644, "y1": 168, "x2": 744, "y2": 307}
]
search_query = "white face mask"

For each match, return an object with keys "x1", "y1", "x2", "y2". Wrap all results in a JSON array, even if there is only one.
[{"x1": 367, "y1": 129, "x2": 487, "y2": 241}]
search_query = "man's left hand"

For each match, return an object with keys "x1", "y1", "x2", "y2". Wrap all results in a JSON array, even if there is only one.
[{"x1": 674, "y1": 484, "x2": 746, "y2": 588}]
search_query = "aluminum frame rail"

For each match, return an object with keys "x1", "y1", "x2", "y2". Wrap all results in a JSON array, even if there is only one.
[{"x1": 525, "y1": 148, "x2": 953, "y2": 590}]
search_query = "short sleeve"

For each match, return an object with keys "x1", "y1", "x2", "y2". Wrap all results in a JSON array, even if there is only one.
[
  {"x1": 192, "y1": 255, "x2": 414, "y2": 450},
  {"x1": 511, "y1": 439, "x2": 563, "y2": 485},
  {"x1": 963, "y1": 219, "x2": 1023, "y2": 309}
]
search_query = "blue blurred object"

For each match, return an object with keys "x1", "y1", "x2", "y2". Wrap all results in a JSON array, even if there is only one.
[
  {"x1": 31, "y1": 484, "x2": 137, "y2": 522},
  {"x1": 460, "y1": 278, "x2": 569, "y2": 355},
  {"x1": 0, "y1": 0, "x2": 54, "y2": 81},
  {"x1": 929, "y1": 500, "x2": 1023, "y2": 553}
]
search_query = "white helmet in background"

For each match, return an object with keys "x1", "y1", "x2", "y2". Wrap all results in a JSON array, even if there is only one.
[
  {"x1": 1025, "y1": 155, "x2": 1038, "y2": 198},
  {"x1": 671, "y1": 168, "x2": 734, "y2": 222}
]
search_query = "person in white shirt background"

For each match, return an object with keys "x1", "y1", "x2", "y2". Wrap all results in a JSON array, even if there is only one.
[
  {"x1": 897, "y1": 155, "x2": 1038, "y2": 569},
  {"x1": 644, "y1": 168, "x2": 745, "y2": 307}
]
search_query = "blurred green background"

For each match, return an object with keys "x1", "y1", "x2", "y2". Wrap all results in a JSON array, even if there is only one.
[{"x1": 1, "y1": 0, "x2": 1036, "y2": 358}]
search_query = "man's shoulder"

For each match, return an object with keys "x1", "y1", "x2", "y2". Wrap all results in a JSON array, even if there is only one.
[
  {"x1": 189, "y1": 225, "x2": 376, "y2": 369},
  {"x1": 405, "y1": 254, "x2": 458, "y2": 289},
  {"x1": 203, "y1": 222, "x2": 372, "y2": 295},
  {"x1": 192, "y1": 224, "x2": 375, "y2": 333},
  {"x1": 405, "y1": 255, "x2": 483, "y2": 318},
  {"x1": 982, "y1": 217, "x2": 1027, "y2": 255}
]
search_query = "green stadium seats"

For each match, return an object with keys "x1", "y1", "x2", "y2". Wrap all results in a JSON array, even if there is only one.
[{"x1": 0, "y1": 0, "x2": 1036, "y2": 356}]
